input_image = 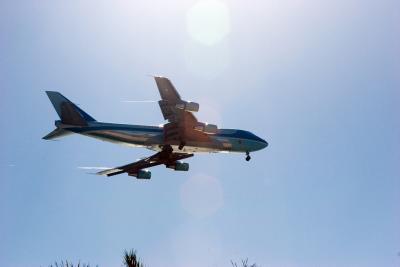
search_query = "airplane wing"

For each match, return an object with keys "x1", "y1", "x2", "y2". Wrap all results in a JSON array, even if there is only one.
[
  {"x1": 154, "y1": 76, "x2": 181, "y2": 106},
  {"x1": 96, "y1": 145, "x2": 193, "y2": 178},
  {"x1": 153, "y1": 76, "x2": 212, "y2": 145},
  {"x1": 154, "y1": 76, "x2": 197, "y2": 123}
]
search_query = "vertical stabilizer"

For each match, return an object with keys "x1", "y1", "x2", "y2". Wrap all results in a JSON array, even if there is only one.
[{"x1": 45, "y1": 91, "x2": 96, "y2": 126}]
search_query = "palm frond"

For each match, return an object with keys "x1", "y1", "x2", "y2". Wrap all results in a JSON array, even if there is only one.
[
  {"x1": 123, "y1": 249, "x2": 144, "y2": 267},
  {"x1": 231, "y1": 258, "x2": 259, "y2": 267}
]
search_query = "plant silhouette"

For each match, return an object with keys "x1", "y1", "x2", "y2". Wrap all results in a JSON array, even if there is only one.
[{"x1": 123, "y1": 250, "x2": 144, "y2": 267}]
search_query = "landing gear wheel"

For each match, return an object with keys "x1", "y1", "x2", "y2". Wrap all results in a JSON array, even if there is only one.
[
  {"x1": 178, "y1": 142, "x2": 186, "y2": 150},
  {"x1": 245, "y1": 152, "x2": 251, "y2": 161}
]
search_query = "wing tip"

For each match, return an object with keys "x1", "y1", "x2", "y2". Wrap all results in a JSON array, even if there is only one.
[
  {"x1": 96, "y1": 168, "x2": 124, "y2": 176},
  {"x1": 148, "y1": 74, "x2": 168, "y2": 80}
]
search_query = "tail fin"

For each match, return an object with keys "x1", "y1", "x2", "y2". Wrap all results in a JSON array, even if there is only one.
[{"x1": 46, "y1": 91, "x2": 96, "y2": 126}]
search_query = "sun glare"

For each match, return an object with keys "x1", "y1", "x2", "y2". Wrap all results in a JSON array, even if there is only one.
[
  {"x1": 186, "y1": 0, "x2": 231, "y2": 46},
  {"x1": 180, "y1": 174, "x2": 224, "y2": 218}
]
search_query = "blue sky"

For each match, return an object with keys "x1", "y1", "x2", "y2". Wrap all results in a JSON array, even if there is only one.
[{"x1": 1, "y1": 1, "x2": 399, "y2": 266}]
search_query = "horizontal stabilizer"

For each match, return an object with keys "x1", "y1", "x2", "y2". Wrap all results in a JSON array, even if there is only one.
[{"x1": 42, "y1": 128, "x2": 73, "y2": 140}]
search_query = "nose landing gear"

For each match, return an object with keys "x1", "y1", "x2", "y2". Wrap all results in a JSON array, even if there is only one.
[{"x1": 245, "y1": 151, "x2": 251, "y2": 161}]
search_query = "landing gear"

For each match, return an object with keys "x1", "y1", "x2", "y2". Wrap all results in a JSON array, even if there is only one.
[
  {"x1": 245, "y1": 151, "x2": 251, "y2": 161},
  {"x1": 178, "y1": 142, "x2": 186, "y2": 150}
]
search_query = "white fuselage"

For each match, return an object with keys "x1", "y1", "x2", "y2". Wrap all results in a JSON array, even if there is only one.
[{"x1": 60, "y1": 121, "x2": 268, "y2": 154}]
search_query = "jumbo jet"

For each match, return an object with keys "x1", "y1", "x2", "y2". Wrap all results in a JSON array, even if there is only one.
[{"x1": 43, "y1": 76, "x2": 268, "y2": 179}]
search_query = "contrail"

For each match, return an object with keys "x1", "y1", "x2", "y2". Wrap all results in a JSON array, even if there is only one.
[
  {"x1": 121, "y1": 100, "x2": 157, "y2": 103},
  {"x1": 78, "y1": 166, "x2": 111, "y2": 170}
]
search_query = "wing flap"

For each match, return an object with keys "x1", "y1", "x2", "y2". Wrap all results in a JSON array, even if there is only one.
[{"x1": 97, "y1": 168, "x2": 125, "y2": 176}]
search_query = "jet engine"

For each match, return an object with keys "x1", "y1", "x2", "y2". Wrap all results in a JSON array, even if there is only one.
[
  {"x1": 136, "y1": 169, "x2": 151, "y2": 179},
  {"x1": 167, "y1": 161, "x2": 189, "y2": 171},
  {"x1": 194, "y1": 122, "x2": 218, "y2": 134},
  {"x1": 175, "y1": 101, "x2": 199, "y2": 112}
]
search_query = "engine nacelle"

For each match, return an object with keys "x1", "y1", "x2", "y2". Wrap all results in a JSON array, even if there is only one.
[
  {"x1": 136, "y1": 169, "x2": 151, "y2": 179},
  {"x1": 174, "y1": 161, "x2": 189, "y2": 171},
  {"x1": 167, "y1": 161, "x2": 189, "y2": 171},
  {"x1": 194, "y1": 123, "x2": 218, "y2": 134},
  {"x1": 175, "y1": 101, "x2": 199, "y2": 112}
]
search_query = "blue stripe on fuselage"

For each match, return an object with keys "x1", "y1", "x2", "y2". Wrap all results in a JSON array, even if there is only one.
[
  {"x1": 67, "y1": 122, "x2": 163, "y2": 134},
  {"x1": 63, "y1": 122, "x2": 266, "y2": 152},
  {"x1": 69, "y1": 125, "x2": 264, "y2": 143}
]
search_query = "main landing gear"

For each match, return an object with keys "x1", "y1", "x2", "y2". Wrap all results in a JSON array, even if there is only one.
[
  {"x1": 245, "y1": 151, "x2": 251, "y2": 161},
  {"x1": 178, "y1": 142, "x2": 186, "y2": 150}
]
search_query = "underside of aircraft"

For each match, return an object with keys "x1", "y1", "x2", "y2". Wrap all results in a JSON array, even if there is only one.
[{"x1": 43, "y1": 76, "x2": 268, "y2": 179}]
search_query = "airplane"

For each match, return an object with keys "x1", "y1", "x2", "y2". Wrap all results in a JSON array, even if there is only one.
[{"x1": 43, "y1": 76, "x2": 268, "y2": 179}]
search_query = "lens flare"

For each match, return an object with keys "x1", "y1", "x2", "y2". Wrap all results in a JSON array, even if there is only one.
[
  {"x1": 186, "y1": 0, "x2": 231, "y2": 46},
  {"x1": 184, "y1": 39, "x2": 230, "y2": 79},
  {"x1": 180, "y1": 174, "x2": 224, "y2": 218}
]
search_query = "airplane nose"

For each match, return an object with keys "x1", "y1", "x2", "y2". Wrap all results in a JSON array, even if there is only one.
[
  {"x1": 261, "y1": 139, "x2": 268, "y2": 149},
  {"x1": 251, "y1": 135, "x2": 269, "y2": 151}
]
